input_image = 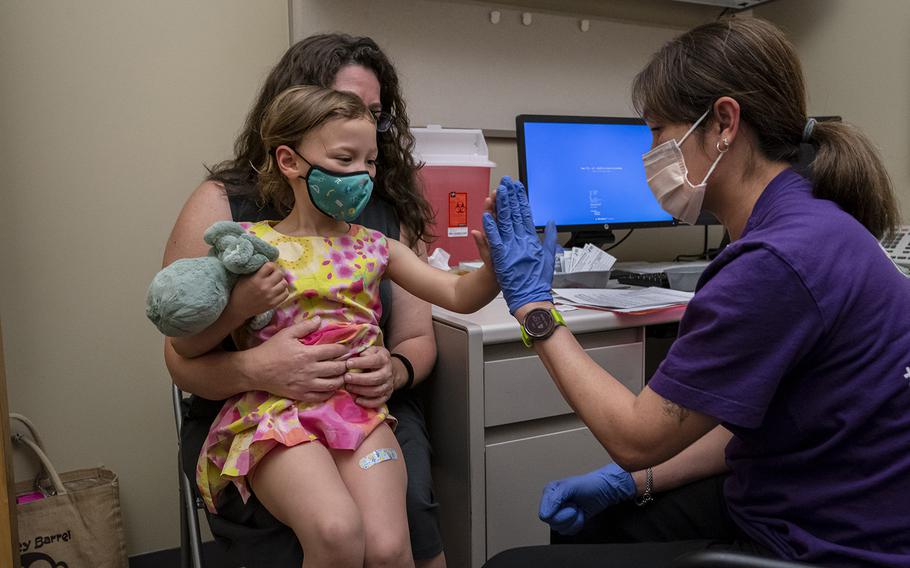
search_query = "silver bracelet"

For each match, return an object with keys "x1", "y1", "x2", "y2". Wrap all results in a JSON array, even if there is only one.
[{"x1": 635, "y1": 467, "x2": 654, "y2": 506}]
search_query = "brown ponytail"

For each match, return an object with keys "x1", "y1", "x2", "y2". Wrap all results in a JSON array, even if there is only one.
[
  {"x1": 808, "y1": 120, "x2": 899, "y2": 238},
  {"x1": 632, "y1": 17, "x2": 901, "y2": 239}
]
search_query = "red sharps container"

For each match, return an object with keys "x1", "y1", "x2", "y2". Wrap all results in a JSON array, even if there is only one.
[{"x1": 411, "y1": 125, "x2": 496, "y2": 266}]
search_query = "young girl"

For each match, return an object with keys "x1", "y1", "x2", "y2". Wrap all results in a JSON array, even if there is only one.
[{"x1": 170, "y1": 86, "x2": 499, "y2": 568}]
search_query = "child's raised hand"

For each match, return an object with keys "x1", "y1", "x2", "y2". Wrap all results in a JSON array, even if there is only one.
[
  {"x1": 484, "y1": 187, "x2": 497, "y2": 220},
  {"x1": 228, "y1": 262, "x2": 289, "y2": 320},
  {"x1": 471, "y1": 229, "x2": 494, "y2": 268},
  {"x1": 471, "y1": 180, "x2": 507, "y2": 270},
  {"x1": 467, "y1": 183, "x2": 500, "y2": 267}
]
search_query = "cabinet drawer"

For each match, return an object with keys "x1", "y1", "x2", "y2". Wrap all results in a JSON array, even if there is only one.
[
  {"x1": 485, "y1": 423, "x2": 611, "y2": 559},
  {"x1": 484, "y1": 331, "x2": 643, "y2": 427}
]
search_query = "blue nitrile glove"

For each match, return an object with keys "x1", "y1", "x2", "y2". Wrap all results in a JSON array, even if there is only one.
[
  {"x1": 538, "y1": 463, "x2": 636, "y2": 536},
  {"x1": 482, "y1": 176, "x2": 557, "y2": 314}
]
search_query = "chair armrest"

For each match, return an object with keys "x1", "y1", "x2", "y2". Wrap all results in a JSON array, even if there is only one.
[{"x1": 672, "y1": 550, "x2": 817, "y2": 568}]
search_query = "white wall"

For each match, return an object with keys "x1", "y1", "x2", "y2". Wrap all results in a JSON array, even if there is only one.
[{"x1": 0, "y1": 0, "x2": 289, "y2": 555}]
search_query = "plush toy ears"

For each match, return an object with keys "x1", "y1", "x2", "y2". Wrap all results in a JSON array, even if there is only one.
[
  {"x1": 202, "y1": 221, "x2": 280, "y2": 274},
  {"x1": 219, "y1": 236, "x2": 255, "y2": 273},
  {"x1": 245, "y1": 233, "x2": 279, "y2": 262},
  {"x1": 203, "y1": 221, "x2": 246, "y2": 246}
]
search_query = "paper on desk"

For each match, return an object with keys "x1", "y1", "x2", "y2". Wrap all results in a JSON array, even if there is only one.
[
  {"x1": 554, "y1": 287, "x2": 694, "y2": 310},
  {"x1": 557, "y1": 244, "x2": 616, "y2": 273},
  {"x1": 612, "y1": 260, "x2": 710, "y2": 274}
]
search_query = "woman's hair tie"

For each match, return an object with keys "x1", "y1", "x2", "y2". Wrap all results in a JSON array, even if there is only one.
[{"x1": 802, "y1": 117, "x2": 817, "y2": 143}]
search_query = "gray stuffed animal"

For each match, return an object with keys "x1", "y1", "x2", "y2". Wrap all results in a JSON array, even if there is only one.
[{"x1": 146, "y1": 221, "x2": 280, "y2": 337}]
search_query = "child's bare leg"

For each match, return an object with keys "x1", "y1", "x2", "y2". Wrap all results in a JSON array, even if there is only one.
[
  {"x1": 334, "y1": 423, "x2": 414, "y2": 568},
  {"x1": 250, "y1": 442, "x2": 364, "y2": 568}
]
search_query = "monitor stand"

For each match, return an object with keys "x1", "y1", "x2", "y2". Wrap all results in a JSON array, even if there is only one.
[{"x1": 565, "y1": 230, "x2": 616, "y2": 249}]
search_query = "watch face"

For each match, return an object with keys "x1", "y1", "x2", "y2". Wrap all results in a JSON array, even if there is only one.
[{"x1": 524, "y1": 308, "x2": 555, "y2": 338}]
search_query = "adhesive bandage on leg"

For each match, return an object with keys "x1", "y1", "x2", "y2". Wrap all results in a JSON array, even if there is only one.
[{"x1": 359, "y1": 448, "x2": 399, "y2": 470}]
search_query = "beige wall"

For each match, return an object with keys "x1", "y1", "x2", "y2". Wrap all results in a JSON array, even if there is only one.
[
  {"x1": 0, "y1": 0, "x2": 288, "y2": 555},
  {"x1": 490, "y1": 0, "x2": 910, "y2": 260},
  {"x1": 757, "y1": 0, "x2": 910, "y2": 221},
  {"x1": 291, "y1": 0, "x2": 697, "y2": 131},
  {"x1": 292, "y1": 0, "x2": 727, "y2": 260},
  {"x1": 0, "y1": 0, "x2": 907, "y2": 559}
]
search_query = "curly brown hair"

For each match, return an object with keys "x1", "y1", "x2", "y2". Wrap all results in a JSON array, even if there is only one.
[{"x1": 207, "y1": 33, "x2": 434, "y2": 245}]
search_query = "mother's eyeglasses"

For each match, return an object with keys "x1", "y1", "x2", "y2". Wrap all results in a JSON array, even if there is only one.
[{"x1": 371, "y1": 110, "x2": 395, "y2": 133}]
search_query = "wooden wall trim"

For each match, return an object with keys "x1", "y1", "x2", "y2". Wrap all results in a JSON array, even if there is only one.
[{"x1": 0, "y1": 320, "x2": 19, "y2": 566}]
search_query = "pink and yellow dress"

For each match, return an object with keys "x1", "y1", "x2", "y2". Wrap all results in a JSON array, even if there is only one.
[{"x1": 196, "y1": 221, "x2": 394, "y2": 514}]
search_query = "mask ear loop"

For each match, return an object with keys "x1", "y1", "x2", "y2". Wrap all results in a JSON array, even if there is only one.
[
  {"x1": 678, "y1": 108, "x2": 713, "y2": 146},
  {"x1": 698, "y1": 137, "x2": 730, "y2": 185},
  {"x1": 290, "y1": 147, "x2": 312, "y2": 167},
  {"x1": 287, "y1": 146, "x2": 316, "y2": 184},
  {"x1": 677, "y1": 108, "x2": 716, "y2": 187}
]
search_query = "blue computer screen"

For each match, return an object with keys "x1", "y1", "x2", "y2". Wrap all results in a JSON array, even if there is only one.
[{"x1": 519, "y1": 119, "x2": 674, "y2": 229}]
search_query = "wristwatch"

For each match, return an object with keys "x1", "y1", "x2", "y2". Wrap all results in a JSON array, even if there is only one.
[{"x1": 520, "y1": 307, "x2": 567, "y2": 348}]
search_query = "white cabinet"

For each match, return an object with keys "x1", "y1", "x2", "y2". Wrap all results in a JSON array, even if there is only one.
[
  {"x1": 425, "y1": 299, "x2": 681, "y2": 567},
  {"x1": 485, "y1": 423, "x2": 610, "y2": 557},
  {"x1": 483, "y1": 330, "x2": 642, "y2": 426}
]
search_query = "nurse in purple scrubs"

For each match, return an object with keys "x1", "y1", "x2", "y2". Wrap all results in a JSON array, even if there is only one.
[{"x1": 482, "y1": 17, "x2": 909, "y2": 568}]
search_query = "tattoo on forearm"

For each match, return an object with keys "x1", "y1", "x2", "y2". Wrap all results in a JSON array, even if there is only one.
[{"x1": 662, "y1": 398, "x2": 690, "y2": 425}]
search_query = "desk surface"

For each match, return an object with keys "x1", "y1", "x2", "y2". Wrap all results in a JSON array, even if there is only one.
[{"x1": 433, "y1": 296, "x2": 686, "y2": 344}]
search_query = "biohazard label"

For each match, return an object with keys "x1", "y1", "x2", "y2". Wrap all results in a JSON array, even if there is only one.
[{"x1": 448, "y1": 192, "x2": 468, "y2": 238}]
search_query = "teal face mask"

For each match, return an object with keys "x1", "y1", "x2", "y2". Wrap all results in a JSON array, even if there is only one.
[{"x1": 292, "y1": 149, "x2": 374, "y2": 222}]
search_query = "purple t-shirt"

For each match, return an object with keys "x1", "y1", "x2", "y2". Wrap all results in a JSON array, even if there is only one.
[{"x1": 649, "y1": 169, "x2": 910, "y2": 566}]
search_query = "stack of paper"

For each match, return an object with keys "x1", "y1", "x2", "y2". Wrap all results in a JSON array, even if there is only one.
[
  {"x1": 556, "y1": 244, "x2": 617, "y2": 273},
  {"x1": 554, "y1": 287, "x2": 693, "y2": 313},
  {"x1": 612, "y1": 260, "x2": 710, "y2": 274}
]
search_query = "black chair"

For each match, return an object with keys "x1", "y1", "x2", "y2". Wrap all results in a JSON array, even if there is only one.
[
  {"x1": 672, "y1": 550, "x2": 816, "y2": 568},
  {"x1": 172, "y1": 384, "x2": 206, "y2": 568},
  {"x1": 483, "y1": 544, "x2": 823, "y2": 568}
]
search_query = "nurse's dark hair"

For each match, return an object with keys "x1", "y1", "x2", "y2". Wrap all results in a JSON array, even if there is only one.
[
  {"x1": 632, "y1": 17, "x2": 899, "y2": 239},
  {"x1": 207, "y1": 33, "x2": 433, "y2": 246}
]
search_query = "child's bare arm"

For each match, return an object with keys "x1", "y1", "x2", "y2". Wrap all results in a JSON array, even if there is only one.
[
  {"x1": 170, "y1": 303, "x2": 250, "y2": 359},
  {"x1": 385, "y1": 232, "x2": 499, "y2": 314},
  {"x1": 171, "y1": 263, "x2": 289, "y2": 358}
]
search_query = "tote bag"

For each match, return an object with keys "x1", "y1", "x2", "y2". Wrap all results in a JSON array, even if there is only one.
[{"x1": 12, "y1": 413, "x2": 128, "y2": 568}]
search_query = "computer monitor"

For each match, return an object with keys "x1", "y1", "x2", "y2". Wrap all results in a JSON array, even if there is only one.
[
  {"x1": 516, "y1": 115, "x2": 675, "y2": 245},
  {"x1": 515, "y1": 114, "x2": 841, "y2": 244}
]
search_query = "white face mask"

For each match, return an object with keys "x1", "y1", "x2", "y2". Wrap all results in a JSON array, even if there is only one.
[{"x1": 642, "y1": 109, "x2": 727, "y2": 225}]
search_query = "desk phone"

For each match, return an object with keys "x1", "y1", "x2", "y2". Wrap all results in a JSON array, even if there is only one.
[{"x1": 881, "y1": 225, "x2": 910, "y2": 267}]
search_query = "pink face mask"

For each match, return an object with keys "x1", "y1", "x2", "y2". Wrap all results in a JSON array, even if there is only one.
[{"x1": 642, "y1": 109, "x2": 728, "y2": 225}]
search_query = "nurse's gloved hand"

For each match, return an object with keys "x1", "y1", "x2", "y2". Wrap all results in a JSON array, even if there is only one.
[
  {"x1": 482, "y1": 176, "x2": 557, "y2": 314},
  {"x1": 538, "y1": 463, "x2": 636, "y2": 536}
]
